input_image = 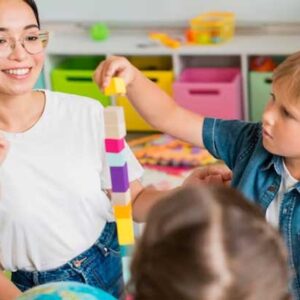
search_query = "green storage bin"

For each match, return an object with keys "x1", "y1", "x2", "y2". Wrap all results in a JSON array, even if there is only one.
[
  {"x1": 249, "y1": 71, "x2": 273, "y2": 121},
  {"x1": 51, "y1": 56, "x2": 110, "y2": 107}
]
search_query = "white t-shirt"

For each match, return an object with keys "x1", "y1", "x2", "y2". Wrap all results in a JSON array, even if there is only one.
[
  {"x1": 266, "y1": 161, "x2": 298, "y2": 228},
  {"x1": 0, "y1": 90, "x2": 143, "y2": 271}
]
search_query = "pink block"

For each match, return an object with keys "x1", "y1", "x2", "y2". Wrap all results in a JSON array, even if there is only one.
[
  {"x1": 105, "y1": 138, "x2": 125, "y2": 153},
  {"x1": 173, "y1": 68, "x2": 243, "y2": 120}
]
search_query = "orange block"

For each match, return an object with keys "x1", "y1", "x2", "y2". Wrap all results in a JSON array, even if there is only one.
[{"x1": 113, "y1": 203, "x2": 132, "y2": 219}]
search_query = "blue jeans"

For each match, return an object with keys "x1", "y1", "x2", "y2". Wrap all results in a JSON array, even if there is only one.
[{"x1": 11, "y1": 222, "x2": 124, "y2": 299}]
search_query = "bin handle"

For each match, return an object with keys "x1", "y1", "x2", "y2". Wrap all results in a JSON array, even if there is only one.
[
  {"x1": 148, "y1": 77, "x2": 158, "y2": 83},
  {"x1": 264, "y1": 78, "x2": 272, "y2": 84},
  {"x1": 65, "y1": 76, "x2": 93, "y2": 82},
  {"x1": 189, "y1": 89, "x2": 219, "y2": 96}
]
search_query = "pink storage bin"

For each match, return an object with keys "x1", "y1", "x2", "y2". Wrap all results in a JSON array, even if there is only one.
[{"x1": 173, "y1": 68, "x2": 243, "y2": 119}]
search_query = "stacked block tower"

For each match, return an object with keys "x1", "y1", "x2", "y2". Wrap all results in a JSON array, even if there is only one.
[{"x1": 103, "y1": 78, "x2": 134, "y2": 284}]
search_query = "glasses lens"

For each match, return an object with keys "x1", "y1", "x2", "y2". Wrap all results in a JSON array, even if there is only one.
[{"x1": 23, "y1": 31, "x2": 49, "y2": 54}]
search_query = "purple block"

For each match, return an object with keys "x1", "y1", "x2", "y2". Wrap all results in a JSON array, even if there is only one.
[{"x1": 110, "y1": 163, "x2": 129, "y2": 192}]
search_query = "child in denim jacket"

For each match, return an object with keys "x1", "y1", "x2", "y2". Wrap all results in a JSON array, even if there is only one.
[{"x1": 95, "y1": 52, "x2": 300, "y2": 298}]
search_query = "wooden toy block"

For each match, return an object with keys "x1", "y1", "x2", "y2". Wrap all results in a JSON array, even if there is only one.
[
  {"x1": 105, "y1": 138, "x2": 125, "y2": 153},
  {"x1": 121, "y1": 256, "x2": 131, "y2": 284},
  {"x1": 116, "y1": 218, "x2": 134, "y2": 245},
  {"x1": 111, "y1": 163, "x2": 129, "y2": 192},
  {"x1": 120, "y1": 245, "x2": 134, "y2": 257},
  {"x1": 107, "y1": 148, "x2": 127, "y2": 167},
  {"x1": 112, "y1": 189, "x2": 131, "y2": 206},
  {"x1": 104, "y1": 106, "x2": 125, "y2": 125},
  {"x1": 104, "y1": 124, "x2": 126, "y2": 139},
  {"x1": 113, "y1": 202, "x2": 132, "y2": 219},
  {"x1": 104, "y1": 77, "x2": 126, "y2": 96}
]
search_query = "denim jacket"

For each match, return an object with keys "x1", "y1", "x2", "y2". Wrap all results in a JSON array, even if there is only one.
[{"x1": 203, "y1": 118, "x2": 300, "y2": 299}]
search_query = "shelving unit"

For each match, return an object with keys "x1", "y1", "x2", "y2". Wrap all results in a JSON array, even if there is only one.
[{"x1": 43, "y1": 28, "x2": 300, "y2": 125}]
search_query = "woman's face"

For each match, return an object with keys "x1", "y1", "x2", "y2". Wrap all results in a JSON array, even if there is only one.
[{"x1": 0, "y1": 0, "x2": 45, "y2": 96}]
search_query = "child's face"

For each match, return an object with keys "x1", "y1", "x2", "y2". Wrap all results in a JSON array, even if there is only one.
[
  {"x1": 0, "y1": 0, "x2": 45, "y2": 96},
  {"x1": 262, "y1": 79, "x2": 300, "y2": 159}
]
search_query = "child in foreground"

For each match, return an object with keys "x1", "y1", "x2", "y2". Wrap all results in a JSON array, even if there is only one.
[
  {"x1": 128, "y1": 185, "x2": 290, "y2": 300},
  {"x1": 95, "y1": 52, "x2": 300, "y2": 298}
]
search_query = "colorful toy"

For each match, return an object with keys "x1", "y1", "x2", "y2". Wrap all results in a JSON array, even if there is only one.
[
  {"x1": 104, "y1": 77, "x2": 126, "y2": 106},
  {"x1": 18, "y1": 282, "x2": 116, "y2": 300},
  {"x1": 128, "y1": 134, "x2": 217, "y2": 168},
  {"x1": 149, "y1": 32, "x2": 181, "y2": 49},
  {"x1": 103, "y1": 84, "x2": 134, "y2": 286},
  {"x1": 90, "y1": 23, "x2": 110, "y2": 41},
  {"x1": 188, "y1": 11, "x2": 235, "y2": 45},
  {"x1": 250, "y1": 56, "x2": 277, "y2": 72}
]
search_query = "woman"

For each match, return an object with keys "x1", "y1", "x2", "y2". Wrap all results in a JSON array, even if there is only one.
[{"x1": 0, "y1": 1, "x2": 178, "y2": 298}]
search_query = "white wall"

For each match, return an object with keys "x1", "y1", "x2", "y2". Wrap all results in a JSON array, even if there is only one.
[{"x1": 37, "y1": 0, "x2": 300, "y2": 24}]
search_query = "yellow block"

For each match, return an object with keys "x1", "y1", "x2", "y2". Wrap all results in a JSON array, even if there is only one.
[
  {"x1": 116, "y1": 218, "x2": 134, "y2": 245},
  {"x1": 105, "y1": 77, "x2": 126, "y2": 96},
  {"x1": 113, "y1": 203, "x2": 132, "y2": 219}
]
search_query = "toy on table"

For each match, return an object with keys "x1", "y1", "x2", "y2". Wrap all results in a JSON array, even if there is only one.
[{"x1": 103, "y1": 78, "x2": 134, "y2": 285}]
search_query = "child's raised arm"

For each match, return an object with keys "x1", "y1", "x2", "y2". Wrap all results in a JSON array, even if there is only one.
[{"x1": 94, "y1": 56, "x2": 205, "y2": 147}]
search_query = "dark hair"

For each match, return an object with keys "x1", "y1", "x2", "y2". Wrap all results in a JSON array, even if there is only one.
[
  {"x1": 23, "y1": 0, "x2": 40, "y2": 28},
  {"x1": 129, "y1": 185, "x2": 290, "y2": 300}
]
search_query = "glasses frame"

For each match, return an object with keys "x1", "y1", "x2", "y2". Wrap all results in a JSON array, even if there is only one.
[{"x1": 0, "y1": 30, "x2": 49, "y2": 58}]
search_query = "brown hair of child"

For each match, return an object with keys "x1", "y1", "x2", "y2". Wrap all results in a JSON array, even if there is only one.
[{"x1": 129, "y1": 185, "x2": 290, "y2": 300}]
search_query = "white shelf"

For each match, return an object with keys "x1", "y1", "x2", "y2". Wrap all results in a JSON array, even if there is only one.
[{"x1": 44, "y1": 29, "x2": 300, "y2": 120}]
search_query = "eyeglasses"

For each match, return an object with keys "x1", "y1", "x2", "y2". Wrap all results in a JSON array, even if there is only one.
[{"x1": 0, "y1": 30, "x2": 49, "y2": 58}]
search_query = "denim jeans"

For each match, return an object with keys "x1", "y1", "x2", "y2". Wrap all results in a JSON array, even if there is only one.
[{"x1": 11, "y1": 222, "x2": 124, "y2": 299}]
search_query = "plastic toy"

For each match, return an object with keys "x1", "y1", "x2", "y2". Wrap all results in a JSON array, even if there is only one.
[
  {"x1": 90, "y1": 23, "x2": 110, "y2": 41},
  {"x1": 103, "y1": 83, "x2": 134, "y2": 286},
  {"x1": 188, "y1": 11, "x2": 235, "y2": 45},
  {"x1": 149, "y1": 32, "x2": 181, "y2": 49},
  {"x1": 250, "y1": 56, "x2": 277, "y2": 72}
]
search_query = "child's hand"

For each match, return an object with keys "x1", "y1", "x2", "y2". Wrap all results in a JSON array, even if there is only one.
[
  {"x1": 0, "y1": 135, "x2": 9, "y2": 165},
  {"x1": 183, "y1": 164, "x2": 232, "y2": 187},
  {"x1": 93, "y1": 56, "x2": 138, "y2": 91}
]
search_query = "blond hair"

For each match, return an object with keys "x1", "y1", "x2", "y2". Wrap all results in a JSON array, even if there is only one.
[{"x1": 273, "y1": 51, "x2": 300, "y2": 101}]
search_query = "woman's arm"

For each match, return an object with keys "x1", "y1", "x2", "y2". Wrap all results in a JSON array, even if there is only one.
[{"x1": 0, "y1": 273, "x2": 21, "y2": 300}]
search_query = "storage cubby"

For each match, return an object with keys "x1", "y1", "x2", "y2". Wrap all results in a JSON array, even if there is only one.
[
  {"x1": 50, "y1": 55, "x2": 110, "y2": 106},
  {"x1": 43, "y1": 30, "x2": 300, "y2": 127}
]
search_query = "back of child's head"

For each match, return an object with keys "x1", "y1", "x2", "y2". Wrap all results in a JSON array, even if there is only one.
[
  {"x1": 129, "y1": 185, "x2": 290, "y2": 300},
  {"x1": 273, "y1": 51, "x2": 300, "y2": 102}
]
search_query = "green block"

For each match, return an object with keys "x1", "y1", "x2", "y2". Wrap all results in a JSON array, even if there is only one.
[{"x1": 90, "y1": 23, "x2": 110, "y2": 41}]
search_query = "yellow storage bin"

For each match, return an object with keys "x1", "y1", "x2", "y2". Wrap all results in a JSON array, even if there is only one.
[
  {"x1": 116, "y1": 56, "x2": 173, "y2": 131},
  {"x1": 51, "y1": 56, "x2": 110, "y2": 107},
  {"x1": 117, "y1": 70, "x2": 173, "y2": 131}
]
